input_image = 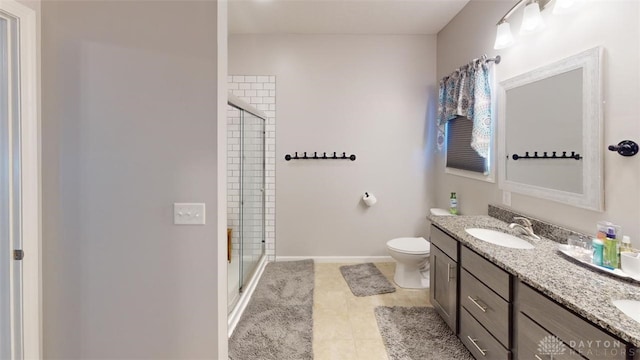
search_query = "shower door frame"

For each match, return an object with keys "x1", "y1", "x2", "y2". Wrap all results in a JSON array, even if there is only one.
[{"x1": 227, "y1": 95, "x2": 266, "y2": 293}]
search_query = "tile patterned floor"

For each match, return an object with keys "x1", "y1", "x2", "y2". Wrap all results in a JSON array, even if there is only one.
[{"x1": 313, "y1": 262, "x2": 432, "y2": 360}]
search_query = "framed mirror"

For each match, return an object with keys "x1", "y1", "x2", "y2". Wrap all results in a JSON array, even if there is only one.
[{"x1": 498, "y1": 47, "x2": 604, "y2": 211}]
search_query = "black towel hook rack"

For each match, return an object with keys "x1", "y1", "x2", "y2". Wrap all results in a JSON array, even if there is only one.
[
  {"x1": 285, "y1": 151, "x2": 356, "y2": 161},
  {"x1": 510, "y1": 151, "x2": 582, "y2": 160}
]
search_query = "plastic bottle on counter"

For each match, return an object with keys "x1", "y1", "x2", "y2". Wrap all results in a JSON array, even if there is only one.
[
  {"x1": 603, "y1": 226, "x2": 620, "y2": 269},
  {"x1": 621, "y1": 236, "x2": 633, "y2": 253},
  {"x1": 592, "y1": 239, "x2": 604, "y2": 266},
  {"x1": 596, "y1": 221, "x2": 610, "y2": 240},
  {"x1": 449, "y1": 192, "x2": 458, "y2": 215}
]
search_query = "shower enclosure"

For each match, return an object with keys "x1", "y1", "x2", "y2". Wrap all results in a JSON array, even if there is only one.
[{"x1": 227, "y1": 95, "x2": 266, "y2": 314}]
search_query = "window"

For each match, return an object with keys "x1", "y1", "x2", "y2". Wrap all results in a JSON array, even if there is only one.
[
  {"x1": 437, "y1": 56, "x2": 495, "y2": 182},
  {"x1": 445, "y1": 116, "x2": 488, "y2": 174}
]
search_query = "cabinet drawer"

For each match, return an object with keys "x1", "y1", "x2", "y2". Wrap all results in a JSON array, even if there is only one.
[
  {"x1": 517, "y1": 312, "x2": 587, "y2": 360},
  {"x1": 431, "y1": 225, "x2": 458, "y2": 261},
  {"x1": 461, "y1": 246, "x2": 510, "y2": 300},
  {"x1": 517, "y1": 282, "x2": 626, "y2": 360},
  {"x1": 460, "y1": 307, "x2": 511, "y2": 360},
  {"x1": 461, "y1": 269, "x2": 510, "y2": 347}
]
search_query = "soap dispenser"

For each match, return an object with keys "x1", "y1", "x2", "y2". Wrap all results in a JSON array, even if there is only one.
[{"x1": 449, "y1": 192, "x2": 458, "y2": 215}]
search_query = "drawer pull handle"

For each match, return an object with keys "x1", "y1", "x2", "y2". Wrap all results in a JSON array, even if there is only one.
[
  {"x1": 467, "y1": 296, "x2": 487, "y2": 312},
  {"x1": 447, "y1": 263, "x2": 451, "y2": 283},
  {"x1": 534, "y1": 355, "x2": 543, "y2": 360},
  {"x1": 466, "y1": 336, "x2": 487, "y2": 356}
]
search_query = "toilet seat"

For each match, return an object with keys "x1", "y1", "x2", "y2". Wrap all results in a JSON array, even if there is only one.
[{"x1": 387, "y1": 237, "x2": 430, "y2": 255}]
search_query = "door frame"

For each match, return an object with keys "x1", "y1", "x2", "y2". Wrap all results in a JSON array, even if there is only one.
[{"x1": 0, "y1": 0, "x2": 40, "y2": 358}]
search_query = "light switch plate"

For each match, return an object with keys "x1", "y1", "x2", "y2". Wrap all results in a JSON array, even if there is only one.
[
  {"x1": 502, "y1": 191, "x2": 512, "y2": 206},
  {"x1": 174, "y1": 203, "x2": 206, "y2": 225}
]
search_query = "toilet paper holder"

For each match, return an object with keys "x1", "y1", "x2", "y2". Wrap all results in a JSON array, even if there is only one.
[{"x1": 363, "y1": 192, "x2": 377, "y2": 207}]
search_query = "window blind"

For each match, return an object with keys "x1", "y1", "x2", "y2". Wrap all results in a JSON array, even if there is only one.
[{"x1": 446, "y1": 116, "x2": 487, "y2": 173}]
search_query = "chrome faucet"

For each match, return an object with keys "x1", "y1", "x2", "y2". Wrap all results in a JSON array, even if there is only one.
[{"x1": 508, "y1": 216, "x2": 541, "y2": 240}]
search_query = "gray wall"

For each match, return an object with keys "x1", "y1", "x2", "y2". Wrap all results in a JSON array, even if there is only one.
[
  {"x1": 230, "y1": 34, "x2": 437, "y2": 257},
  {"x1": 436, "y1": 1, "x2": 640, "y2": 242},
  {"x1": 41, "y1": 1, "x2": 221, "y2": 358}
]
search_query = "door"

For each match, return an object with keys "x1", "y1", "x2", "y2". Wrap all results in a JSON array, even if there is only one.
[
  {"x1": 0, "y1": 1, "x2": 39, "y2": 359},
  {"x1": 239, "y1": 110, "x2": 265, "y2": 290},
  {"x1": 430, "y1": 245, "x2": 458, "y2": 332},
  {"x1": 0, "y1": 8, "x2": 21, "y2": 358}
]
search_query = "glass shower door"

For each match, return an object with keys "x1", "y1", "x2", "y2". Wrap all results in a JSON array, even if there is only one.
[{"x1": 239, "y1": 111, "x2": 265, "y2": 290}]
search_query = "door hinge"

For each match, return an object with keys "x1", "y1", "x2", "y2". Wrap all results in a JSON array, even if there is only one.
[{"x1": 13, "y1": 250, "x2": 24, "y2": 261}]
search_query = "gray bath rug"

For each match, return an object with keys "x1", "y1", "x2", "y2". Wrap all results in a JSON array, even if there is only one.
[
  {"x1": 339, "y1": 263, "x2": 396, "y2": 297},
  {"x1": 375, "y1": 306, "x2": 474, "y2": 360},
  {"x1": 229, "y1": 260, "x2": 314, "y2": 360}
]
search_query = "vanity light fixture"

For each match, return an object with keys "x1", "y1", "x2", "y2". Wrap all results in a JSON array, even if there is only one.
[
  {"x1": 520, "y1": 1, "x2": 545, "y2": 34},
  {"x1": 553, "y1": 0, "x2": 582, "y2": 14},
  {"x1": 494, "y1": 21, "x2": 515, "y2": 50},
  {"x1": 494, "y1": 0, "x2": 579, "y2": 50}
]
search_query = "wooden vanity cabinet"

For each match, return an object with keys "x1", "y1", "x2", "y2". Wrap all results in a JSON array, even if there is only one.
[
  {"x1": 430, "y1": 226, "x2": 459, "y2": 333},
  {"x1": 429, "y1": 224, "x2": 637, "y2": 360},
  {"x1": 459, "y1": 246, "x2": 512, "y2": 360},
  {"x1": 515, "y1": 281, "x2": 627, "y2": 360},
  {"x1": 516, "y1": 312, "x2": 587, "y2": 360}
]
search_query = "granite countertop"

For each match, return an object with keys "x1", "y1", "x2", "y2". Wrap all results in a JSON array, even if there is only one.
[{"x1": 429, "y1": 214, "x2": 640, "y2": 347}]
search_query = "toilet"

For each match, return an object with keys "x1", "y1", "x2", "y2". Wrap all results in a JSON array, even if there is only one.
[
  {"x1": 386, "y1": 237, "x2": 431, "y2": 289},
  {"x1": 386, "y1": 208, "x2": 456, "y2": 289}
]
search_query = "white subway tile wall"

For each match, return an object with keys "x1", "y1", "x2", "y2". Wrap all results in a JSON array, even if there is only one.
[{"x1": 227, "y1": 75, "x2": 276, "y2": 265}]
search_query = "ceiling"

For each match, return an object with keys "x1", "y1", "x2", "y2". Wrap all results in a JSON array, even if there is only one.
[{"x1": 229, "y1": 0, "x2": 470, "y2": 35}]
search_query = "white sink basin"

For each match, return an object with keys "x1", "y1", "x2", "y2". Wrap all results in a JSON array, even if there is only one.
[
  {"x1": 613, "y1": 300, "x2": 640, "y2": 323},
  {"x1": 465, "y1": 228, "x2": 535, "y2": 250}
]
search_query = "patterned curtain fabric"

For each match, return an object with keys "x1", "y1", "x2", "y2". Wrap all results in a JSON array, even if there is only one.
[{"x1": 437, "y1": 56, "x2": 492, "y2": 159}]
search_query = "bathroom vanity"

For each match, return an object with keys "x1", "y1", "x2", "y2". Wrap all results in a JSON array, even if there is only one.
[{"x1": 429, "y1": 213, "x2": 640, "y2": 360}]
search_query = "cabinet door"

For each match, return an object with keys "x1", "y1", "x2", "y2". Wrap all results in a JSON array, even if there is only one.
[
  {"x1": 430, "y1": 244, "x2": 457, "y2": 333},
  {"x1": 516, "y1": 312, "x2": 587, "y2": 360},
  {"x1": 517, "y1": 282, "x2": 627, "y2": 360}
]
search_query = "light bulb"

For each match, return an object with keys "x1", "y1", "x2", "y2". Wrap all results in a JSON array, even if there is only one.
[
  {"x1": 553, "y1": 0, "x2": 581, "y2": 14},
  {"x1": 520, "y1": 1, "x2": 546, "y2": 35},
  {"x1": 494, "y1": 22, "x2": 515, "y2": 50}
]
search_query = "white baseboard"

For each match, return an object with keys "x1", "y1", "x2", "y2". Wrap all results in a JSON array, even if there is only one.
[
  {"x1": 227, "y1": 255, "x2": 269, "y2": 337},
  {"x1": 276, "y1": 256, "x2": 394, "y2": 263}
]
